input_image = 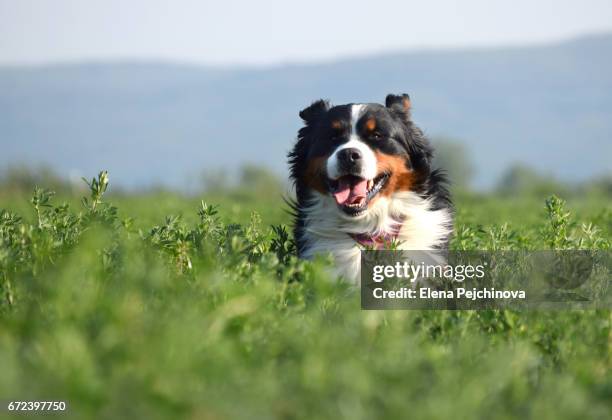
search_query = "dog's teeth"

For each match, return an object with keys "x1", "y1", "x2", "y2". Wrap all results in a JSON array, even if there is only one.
[{"x1": 367, "y1": 180, "x2": 373, "y2": 190}]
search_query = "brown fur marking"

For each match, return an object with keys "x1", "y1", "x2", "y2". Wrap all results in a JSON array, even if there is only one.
[
  {"x1": 402, "y1": 97, "x2": 411, "y2": 111},
  {"x1": 374, "y1": 152, "x2": 414, "y2": 197},
  {"x1": 304, "y1": 156, "x2": 328, "y2": 194},
  {"x1": 365, "y1": 118, "x2": 376, "y2": 132}
]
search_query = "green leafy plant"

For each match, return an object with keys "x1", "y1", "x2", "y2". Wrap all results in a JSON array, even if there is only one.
[{"x1": 0, "y1": 173, "x2": 609, "y2": 419}]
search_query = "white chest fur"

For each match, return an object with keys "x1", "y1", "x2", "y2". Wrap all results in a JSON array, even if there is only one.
[{"x1": 300, "y1": 191, "x2": 452, "y2": 284}]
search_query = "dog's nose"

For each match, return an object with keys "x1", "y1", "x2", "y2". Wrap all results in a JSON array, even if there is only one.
[{"x1": 338, "y1": 148, "x2": 363, "y2": 165}]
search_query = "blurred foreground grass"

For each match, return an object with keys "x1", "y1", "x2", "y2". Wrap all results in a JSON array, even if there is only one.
[{"x1": 0, "y1": 171, "x2": 611, "y2": 419}]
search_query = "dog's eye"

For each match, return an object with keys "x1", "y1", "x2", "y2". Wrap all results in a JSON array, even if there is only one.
[
  {"x1": 371, "y1": 131, "x2": 383, "y2": 140},
  {"x1": 330, "y1": 129, "x2": 346, "y2": 140}
]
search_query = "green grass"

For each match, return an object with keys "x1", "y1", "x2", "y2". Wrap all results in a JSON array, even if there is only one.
[{"x1": 0, "y1": 172, "x2": 611, "y2": 419}]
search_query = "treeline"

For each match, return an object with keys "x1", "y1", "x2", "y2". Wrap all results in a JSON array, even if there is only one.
[
  {"x1": 0, "y1": 164, "x2": 287, "y2": 199},
  {"x1": 1, "y1": 157, "x2": 610, "y2": 199},
  {"x1": 432, "y1": 139, "x2": 611, "y2": 197}
]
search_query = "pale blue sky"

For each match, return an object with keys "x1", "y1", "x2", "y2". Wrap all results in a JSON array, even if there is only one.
[{"x1": 1, "y1": 0, "x2": 611, "y2": 66}]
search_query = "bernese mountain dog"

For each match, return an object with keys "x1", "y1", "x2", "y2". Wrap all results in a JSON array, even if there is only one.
[{"x1": 288, "y1": 94, "x2": 453, "y2": 284}]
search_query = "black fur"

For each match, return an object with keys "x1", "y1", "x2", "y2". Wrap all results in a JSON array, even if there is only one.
[{"x1": 288, "y1": 94, "x2": 453, "y2": 256}]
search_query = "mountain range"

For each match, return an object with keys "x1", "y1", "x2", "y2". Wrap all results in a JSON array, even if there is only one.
[{"x1": 1, "y1": 33, "x2": 611, "y2": 190}]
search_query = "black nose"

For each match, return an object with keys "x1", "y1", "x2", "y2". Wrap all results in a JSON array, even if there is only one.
[{"x1": 338, "y1": 148, "x2": 363, "y2": 165}]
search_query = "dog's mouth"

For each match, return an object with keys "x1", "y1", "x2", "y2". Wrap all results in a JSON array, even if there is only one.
[{"x1": 326, "y1": 172, "x2": 390, "y2": 216}]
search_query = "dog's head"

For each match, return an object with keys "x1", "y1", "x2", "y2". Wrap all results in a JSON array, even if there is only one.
[{"x1": 289, "y1": 94, "x2": 434, "y2": 217}]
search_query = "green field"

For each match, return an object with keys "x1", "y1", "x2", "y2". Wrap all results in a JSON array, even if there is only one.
[{"x1": 1, "y1": 172, "x2": 611, "y2": 419}]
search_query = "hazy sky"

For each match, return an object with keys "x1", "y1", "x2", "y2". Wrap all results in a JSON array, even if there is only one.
[{"x1": 1, "y1": 0, "x2": 611, "y2": 66}]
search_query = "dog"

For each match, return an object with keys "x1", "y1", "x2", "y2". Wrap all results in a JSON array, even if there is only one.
[{"x1": 288, "y1": 94, "x2": 453, "y2": 284}]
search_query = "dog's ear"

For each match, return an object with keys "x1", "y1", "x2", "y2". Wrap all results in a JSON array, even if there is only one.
[
  {"x1": 385, "y1": 93, "x2": 411, "y2": 119},
  {"x1": 387, "y1": 94, "x2": 431, "y2": 172},
  {"x1": 299, "y1": 99, "x2": 330, "y2": 124}
]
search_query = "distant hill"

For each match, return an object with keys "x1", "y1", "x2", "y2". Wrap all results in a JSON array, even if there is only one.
[{"x1": 1, "y1": 34, "x2": 611, "y2": 190}]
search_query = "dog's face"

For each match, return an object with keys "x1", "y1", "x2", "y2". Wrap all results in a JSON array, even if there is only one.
[{"x1": 290, "y1": 94, "x2": 433, "y2": 217}]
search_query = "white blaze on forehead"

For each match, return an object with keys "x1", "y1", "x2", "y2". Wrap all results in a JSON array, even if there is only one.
[
  {"x1": 350, "y1": 103, "x2": 365, "y2": 128},
  {"x1": 326, "y1": 104, "x2": 378, "y2": 180}
]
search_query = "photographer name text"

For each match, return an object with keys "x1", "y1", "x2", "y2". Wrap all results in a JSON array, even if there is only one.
[{"x1": 372, "y1": 287, "x2": 526, "y2": 300}]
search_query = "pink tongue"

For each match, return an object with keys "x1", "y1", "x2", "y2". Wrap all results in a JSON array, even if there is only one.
[{"x1": 332, "y1": 178, "x2": 368, "y2": 206}]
